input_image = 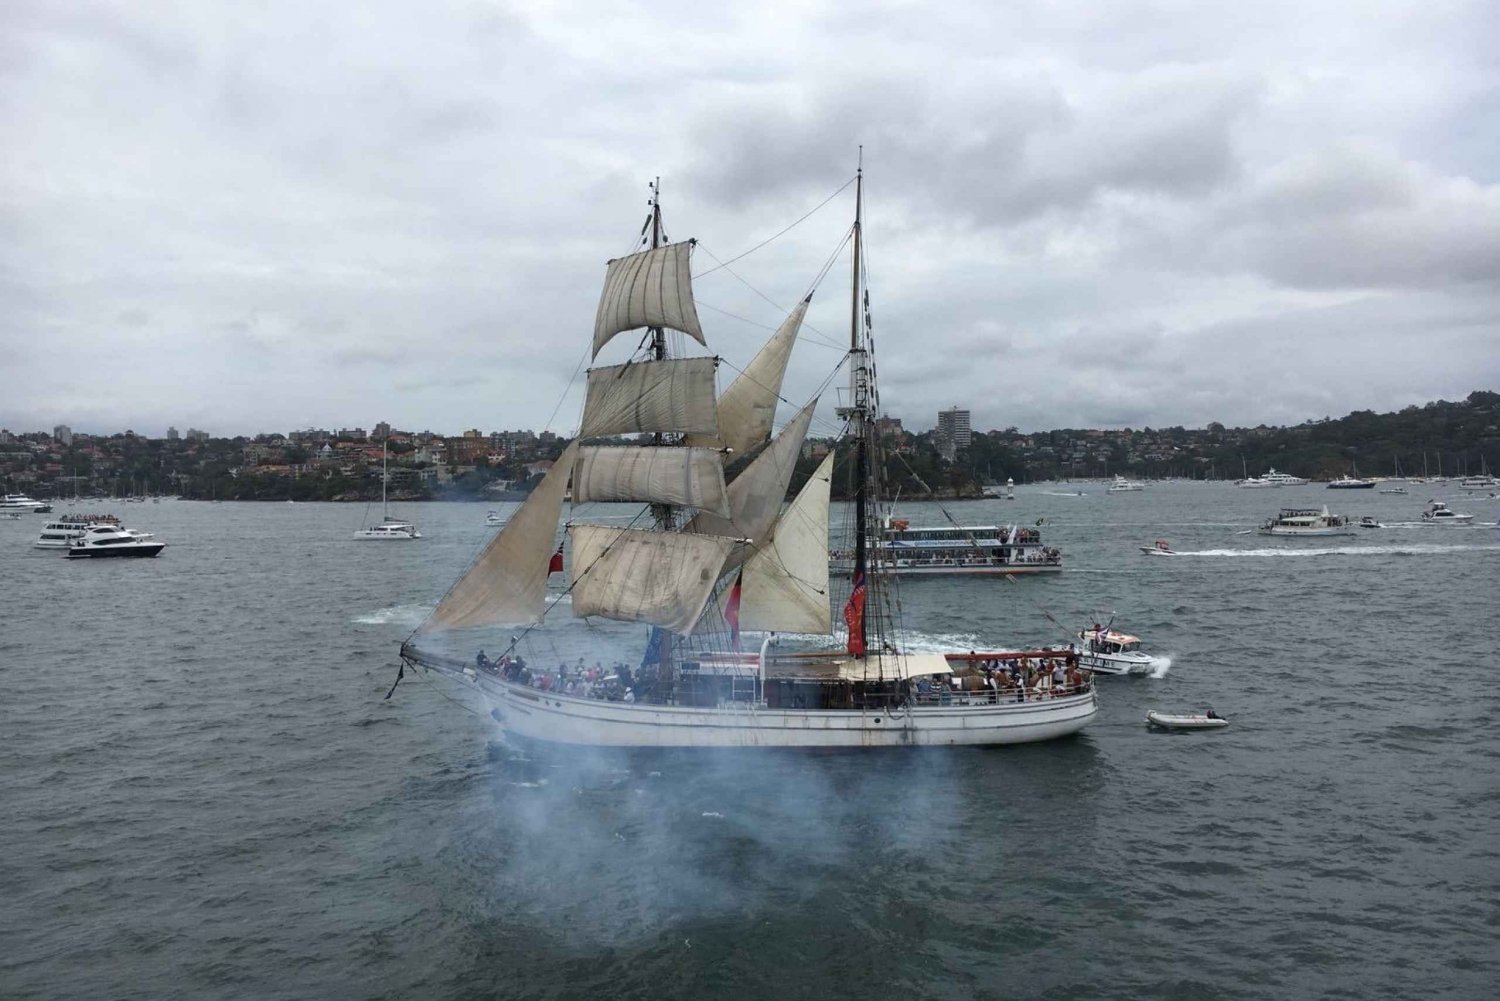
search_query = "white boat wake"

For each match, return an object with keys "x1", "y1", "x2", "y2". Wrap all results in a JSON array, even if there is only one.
[
  {"x1": 1146, "y1": 655, "x2": 1173, "y2": 679},
  {"x1": 353, "y1": 603, "x2": 432, "y2": 626},
  {"x1": 1163, "y1": 544, "x2": 1500, "y2": 558}
]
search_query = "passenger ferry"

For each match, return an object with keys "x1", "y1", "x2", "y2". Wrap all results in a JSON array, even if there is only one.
[
  {"x1": 1258, "y1": 506, "x2": 1355, "y2": 536},
  {"x1": 35, "y1": 514, "x2": 120, "y2": 548},
  {"x1": 831, "y1": 519, "x2": 1062, "y2": 576}
]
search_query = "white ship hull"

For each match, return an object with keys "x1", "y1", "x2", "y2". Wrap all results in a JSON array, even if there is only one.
[
  {"x1": 1078, "y1": 651, "x2": 1155, "y2": 675},
  {"x1": 1257, "y1": 525, "x2": 1356, "y2": 537},
  {"x1": 432, "y1": 665, "x2": 1096, "y2": 748},
  {"x1": 832, "y1": 560, "x2": 1061, "y2": 577}
]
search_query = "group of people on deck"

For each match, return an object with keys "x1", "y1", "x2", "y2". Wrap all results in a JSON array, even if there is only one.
[
  {"x1": 914, "y1": 653, "x2": 1089, "y2": 703},
  {"x1": 475, "y1": 652, "x2": 638, "y2": 702}
]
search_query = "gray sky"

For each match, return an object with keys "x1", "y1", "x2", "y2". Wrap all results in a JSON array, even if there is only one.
[{"x1": 3, "y1": 0, "x2": 1498, "y2": 438}]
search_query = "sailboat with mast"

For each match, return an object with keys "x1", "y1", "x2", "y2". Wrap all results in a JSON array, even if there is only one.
[
  {"x1": 397, "y1": 167, "x2": 1096, "y2": 747},
  {"x1": 354, "y1": 437, "x2": 420, "y2": 539}
]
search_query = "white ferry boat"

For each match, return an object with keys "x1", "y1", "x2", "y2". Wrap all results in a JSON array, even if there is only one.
[
  {"x1": 35, "y1": 514, "x2": 120, "y2": 548},
  {"x1": 1107, "y1": 475, "x2": 1145, "y2": 493},
  {"x1": 1458, "y1": 473, "x2": 1498, "y2": 491},
  {"x1": 1258, "y1": 506, "x2": 1356, "y2": 536},
  {"x1": 831, "y1": 519, "x2": 1062, "y2": 576},
  {"x1": 1422, "y1": 500, "x2": 1473, "y2": 525}
]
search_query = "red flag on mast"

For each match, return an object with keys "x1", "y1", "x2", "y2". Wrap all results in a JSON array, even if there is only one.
[
  {"x1": 843, "y1": 570, "x2": 867, "y2": 657},
  {"x1": 548, "y1": 545, "x2": 564, "y2": 574},
  {"x1": 724, "y1": 571, "x2": 743, "y2": 652}
]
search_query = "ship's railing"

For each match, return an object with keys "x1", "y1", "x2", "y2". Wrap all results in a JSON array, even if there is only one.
[{"x1": 909, "y1": 681, "x2": 1093, "y2": 705}]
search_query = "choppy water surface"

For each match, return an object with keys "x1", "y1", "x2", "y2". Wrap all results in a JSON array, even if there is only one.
[{"x1": 3, "y1": 485, "x2": 1497, "y2": 1000}]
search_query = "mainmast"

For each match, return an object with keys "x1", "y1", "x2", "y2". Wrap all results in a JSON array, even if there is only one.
[
  {"x1": 849, "y1": 154, "x2": 870, "y2": 657},
  {"x1": 647, "y1": 177, "x2": 675, "y2": 669}
]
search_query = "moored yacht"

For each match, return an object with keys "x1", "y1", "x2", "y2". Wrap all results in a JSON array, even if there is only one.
[
  {"x1": 1421, "y1": 500, "x2": 1473, "y2": 525},
  {"x1": 65, "y1": 524, "x2": 166, "y2": 558},
  {"x1": 1260, "y1": 468, "x2": 1307, "y2": 486},
  {"x1": 354, "y1": 437, "x2": 421, "y2": 540},
  {"x1": 1258, "y1": 506, "x2": 1355, "y2": 536},
  {"x1": 1327, "y1": 473, "x2": 1376, "y2": 489}
]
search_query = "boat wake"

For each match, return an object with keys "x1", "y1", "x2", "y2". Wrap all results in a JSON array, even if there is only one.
[
  {"x1": 353, "y1": 603, "x2": 431, "y2": 626},
  {"x1": 1147, "y1": 655, "x2": 1173, "y2": 679},
  {"x1": 1164, "y1": 544, "x2": 1500, "y2": 558}
]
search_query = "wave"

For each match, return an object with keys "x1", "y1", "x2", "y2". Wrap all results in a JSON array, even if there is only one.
[
  {"x1": 352, "y1": 603, "x2": 432, "y2": 626},
  {"x1": 1165, "y1": 543, "x2": 1500, "y2": 558},
  {"x1": 1147, "y1": 655, "x2": 1173, "y2": 679}
]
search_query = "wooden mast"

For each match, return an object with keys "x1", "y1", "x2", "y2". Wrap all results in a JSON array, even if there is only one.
[{"x1": 647, "y1": 178, "x2": 675, "y2": 676}]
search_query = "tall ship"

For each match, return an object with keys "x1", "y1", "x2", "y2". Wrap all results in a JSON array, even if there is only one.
[
  {"x1": 398, "y1": 168, "x2": 1097, "y2": 748},
  {"x1": 831, "y1": 518, "x2": 1061, "y2": 576},
  {"x1": 1258, "y1": 506, "x2": 1355, "y2": 536}
]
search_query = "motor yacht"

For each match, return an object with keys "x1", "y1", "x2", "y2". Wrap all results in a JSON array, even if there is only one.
[
  {"x1": 1107, "y1": 475, "x2": 1145, "y2": 493},
  {"x1": 65, "y1": 524, "x2": 166, "y2": 558},
  {"x1": 1, "y1": 493, "x2": 53, "y2": 513},
  {"x1": 1260, "y1": 468, "x2": 1308, "y2": 486},
  {"x1": 1258, "y1": 506, "x2": 1356, "y2": 536},
  {"x1": 485, "y1": 510, "x2": 505, "y2": 526},
  {"x1": 1074, "y1": 626, "x2": 1155, "y2": 675},
  {"x1": 1326, "y1": 473, "x2": 1376, "y2": 489},
  {"x1": 1422, "y1": 501, "x2": 1473, "y2": 525}
]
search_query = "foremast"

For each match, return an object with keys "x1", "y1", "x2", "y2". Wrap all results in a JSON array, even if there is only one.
[{"x1": 837, "y1": 153, "x2": 885, "y2": 663}]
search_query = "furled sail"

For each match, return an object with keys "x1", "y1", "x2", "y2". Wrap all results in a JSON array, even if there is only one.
[
  {"x1": 592, "y1": 241, "x2": 706, "y2": 358},
  {"x1": 685, "y1": 297, "x2": 807, "y2": 456},
  {"x1": 569, "y1": 526, "x2": 736, "y2": 634},
  {"x1": 417, "y1": 442, "x2": 578, "y2": 630},
  {"x1": 572, "y1": 445, "x2": 730, "y2": 516},
  {"x1": 578, "y1": 357, "x2": 719, "y2": 439},
  {"x1": 684, "y1": 398, "x2": 817, "y2": 545},
  {"x1": 737, "y1": 451, "x2": 834, "y2": 634}
]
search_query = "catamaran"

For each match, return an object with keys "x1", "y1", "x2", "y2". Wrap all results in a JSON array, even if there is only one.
[
  {"x1": 354, "y1": 438, "x2": 420, "y2": 540},
  {"x1": 397, "y1": 168, "x2": 1097, "y2": 748}
]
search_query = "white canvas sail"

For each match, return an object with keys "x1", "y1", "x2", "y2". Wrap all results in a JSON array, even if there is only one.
[
  {"x1": 684, "y1": 398, "x2": 817, "y2": 545},
  {"x1": 418, "y1": 442, "x2": 577, "y2": 630},
  {"x1": 572, "y1": 445, "x2": 730, "y2": 516},
  {"x1": 578, "y1": 357, "x2": 719, "y2": 438},
  {"x1": 738, "y1": 451, "x2": 834, "y2": 634},
  {"x1": 685, "y1": 298, "x2": 807, "y2": 456},
  {"x1": 592, "y1": 241, "x2": 706, "y2": 358},
  {"x1": 569, "y1": 525, "x2": 735, "y2": 634}
]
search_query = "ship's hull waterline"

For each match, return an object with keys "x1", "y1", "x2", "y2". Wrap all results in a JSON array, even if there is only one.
[{"x1": 413, "y1": 659, "x2": 1097, "y2": 748}]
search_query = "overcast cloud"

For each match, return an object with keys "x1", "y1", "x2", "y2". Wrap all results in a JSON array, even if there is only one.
[{"x1": 3, "y1": 0, "x2": 1498, "y2": 438}]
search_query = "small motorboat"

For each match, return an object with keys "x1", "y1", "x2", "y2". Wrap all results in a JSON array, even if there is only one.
[
  {"x1": 1421, "y1": 500, "x2": 1473, "y2": 525},
  {"x1": 1358, "y1": 516, "x2": 1382, "y2": 529},
  {"x1": 1147, "y1": 709, "x2": 1228, "y2": 730},
  {"x1": 1139, "y1": 539, "x2": 1176, "y2": 556},
  {"x1": 485, "y1": 510, "x2": 505, "y2": 527}
]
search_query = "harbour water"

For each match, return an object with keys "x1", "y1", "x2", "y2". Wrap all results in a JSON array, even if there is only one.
[{"x1": 3, "y1": 484, "x2": 1498, "y2": 999}]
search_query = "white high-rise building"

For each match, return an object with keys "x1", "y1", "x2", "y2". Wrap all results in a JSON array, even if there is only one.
[
  {"x1": 54, "y1": 424, "x2": 72, "y2": 446},
  {"x1": 937, "y1": 407, "x2": 971, "y2": 451}
]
